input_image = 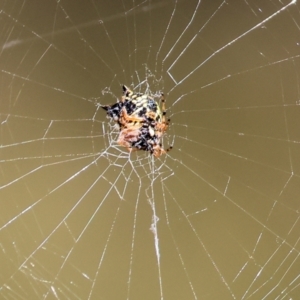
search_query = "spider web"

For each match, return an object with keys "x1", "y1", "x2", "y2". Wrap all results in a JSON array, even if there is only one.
[{"x1": 1, "y1": 0, "x2": 300, "y2": 299}]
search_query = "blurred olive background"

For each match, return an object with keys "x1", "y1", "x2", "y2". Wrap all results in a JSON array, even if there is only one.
[{"x1": 1, "y1": 0, "x2": 300, "y2": 299}]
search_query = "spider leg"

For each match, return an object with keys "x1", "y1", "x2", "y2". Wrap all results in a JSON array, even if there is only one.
[
  {"x1": 161, "y1": 93, "x2": 166, "y2": 124},
  {"x1": 165, "y1": 145, "x2": 173, "y2": 153},
  {"x1": 160, "y1": 93, "x2": 171, "y2": 127}
]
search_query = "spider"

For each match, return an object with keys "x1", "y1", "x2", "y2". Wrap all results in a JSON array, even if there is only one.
[{"x1": 101, "y1": 85, "x2": 172, "y2": 157}]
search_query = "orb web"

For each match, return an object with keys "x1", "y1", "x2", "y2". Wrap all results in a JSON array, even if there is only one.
[{"x1": 1, "y1": 0, "x2": 300, "y2": 299}]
